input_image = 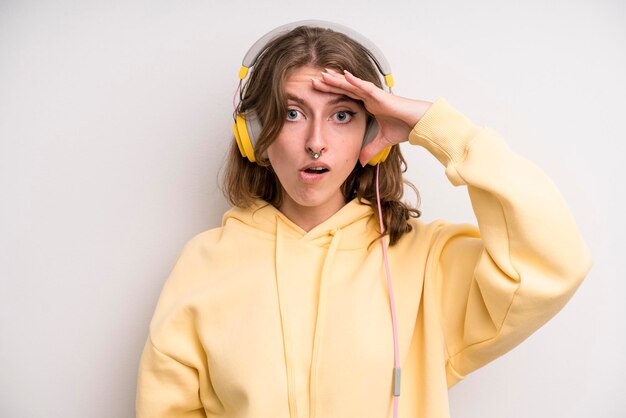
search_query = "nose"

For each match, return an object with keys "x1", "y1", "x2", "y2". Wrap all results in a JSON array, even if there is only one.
[{"x1": 305, "y1": 117, "x2": 327, "y2": 157}]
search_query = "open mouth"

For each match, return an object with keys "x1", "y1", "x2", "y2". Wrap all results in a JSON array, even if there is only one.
[{"x1": 303, "y1": 167, "x2": 329, "y2": 174}]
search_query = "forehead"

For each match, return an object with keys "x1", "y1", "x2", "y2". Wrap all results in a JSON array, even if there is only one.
[
  {"x1": 283, "y1": 65, "x2": 358, "y2": 105},
  {"x1": 285, "y1": 65, "x2": 323, "y2": 84}
]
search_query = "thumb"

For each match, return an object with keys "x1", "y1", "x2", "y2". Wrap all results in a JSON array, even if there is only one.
[{"x1": 359, "y1": 135, "x2": 391, "y2": 167}]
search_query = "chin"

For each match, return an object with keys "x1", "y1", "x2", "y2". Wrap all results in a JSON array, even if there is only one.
[{"x1": 284, "y1": 189, "x2": 344, "y2": 211}]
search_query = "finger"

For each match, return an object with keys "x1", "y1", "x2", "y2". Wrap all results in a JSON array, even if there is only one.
[
  {"x1": 320, "y1": 71, "x2": 368, "y2": 99},
  {"x1": 358, "y1": 135, "x2": 392, "y2": 167},
  {"x1": 322, "y1": 69, "x2": 382, "y2": 101},
  {"x1": 311, "y1": 77, "x2": 363, "y2": 101},
  {"x1": 324, "y1": 67, "x2": 342, "y2": 76},
  {"x1": 343, "y1": 70, "x2": 379, "y2": 98}
]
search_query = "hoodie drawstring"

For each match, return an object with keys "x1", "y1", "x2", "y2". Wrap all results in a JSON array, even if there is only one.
[
  {"x1": 275, "y1": 221, "x2": 299, "y2": 418},
  {"x1": 274, "y1": 219, "x2": 344, "y2": 418},
  {"x1": 308, "y1": 228, "x2": 342, "y2": 418}
]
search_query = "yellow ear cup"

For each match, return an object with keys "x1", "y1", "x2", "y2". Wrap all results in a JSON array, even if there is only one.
[
  {"x1": 235, "y1": 114, "x2": 257, "y2": 163},
  {"x1": 367, "y1": 146, "x2": 392, "y2": 166},
  {"x1": 232, "y1": 123, "x2": 246, "y2": 157}
]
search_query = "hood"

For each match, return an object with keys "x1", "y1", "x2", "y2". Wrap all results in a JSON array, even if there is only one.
[
  {"x1": 222, "y1": 198, "x2": 381, "y2": 250},
  {"x1": 220, "y1": 198, "x2": 390, "y2": 416}
]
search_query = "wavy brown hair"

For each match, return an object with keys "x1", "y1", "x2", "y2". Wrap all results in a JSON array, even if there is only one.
[{"x1": 222, "y1": 25, "x2": 421, "y2": 245}]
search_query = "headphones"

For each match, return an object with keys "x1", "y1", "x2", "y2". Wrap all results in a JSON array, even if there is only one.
[{"x1": 232, "y1": 20, "x2": 395, "y2": 166}]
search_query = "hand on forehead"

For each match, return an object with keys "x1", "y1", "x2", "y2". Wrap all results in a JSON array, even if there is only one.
[{"x1": 285, "y1": 66, "x2": 365, "y2": 109}]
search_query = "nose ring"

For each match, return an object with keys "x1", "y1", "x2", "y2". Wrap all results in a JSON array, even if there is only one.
[{"x1": 309, "y1": 149, "x2": 323, "y2": 160}]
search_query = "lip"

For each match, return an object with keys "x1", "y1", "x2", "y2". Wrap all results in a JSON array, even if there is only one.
[
  {"x1": 300, "y1": 161, "x2": 331, "y2": 171},
  {"x1": 299, "y1": 162, "x2": 331, "y2": 184}
]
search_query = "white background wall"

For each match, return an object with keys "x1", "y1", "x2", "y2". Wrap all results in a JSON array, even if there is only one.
[{"x1": 1, "y1": 0, "x2": 623, "y2": 417}]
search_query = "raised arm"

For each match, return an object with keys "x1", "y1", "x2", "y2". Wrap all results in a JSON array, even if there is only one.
[
  {"x1": 314, "y1": 70, "x2": 592, "y2": 385},
  {"x1": 410, "y1": 99, "x2": 592, "y2": 384}
]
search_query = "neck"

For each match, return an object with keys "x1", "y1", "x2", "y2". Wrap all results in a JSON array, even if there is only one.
[{"x1": 278, "y1": 194, "x2": 346, "y2": 232}]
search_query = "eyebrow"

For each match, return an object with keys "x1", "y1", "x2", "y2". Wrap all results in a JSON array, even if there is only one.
[{"x1": 286, "y1": 93, "x2": 357, "y2": 106}]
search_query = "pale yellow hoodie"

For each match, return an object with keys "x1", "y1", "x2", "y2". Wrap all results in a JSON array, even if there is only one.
[{"x1": 136, "y1": 99, "x2": 592, "y2": 418}]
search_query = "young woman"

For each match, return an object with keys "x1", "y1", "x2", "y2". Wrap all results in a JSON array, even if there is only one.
[{"x1": 136, "y1": 21, "x2": 592, "y2": 418}]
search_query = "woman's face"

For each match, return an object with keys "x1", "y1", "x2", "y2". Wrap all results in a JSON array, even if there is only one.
[{"x1": 267, "y1": 65, "x2": 367, "y2": 220}]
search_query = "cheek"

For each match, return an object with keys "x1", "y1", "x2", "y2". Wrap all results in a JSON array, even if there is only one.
[
  {"x1": 268, "y1": 120, "x2": 309, "y2": 159},
  {"x1": 267, "y1": 138, "x2": 289, "y2": 163},
  {"x1": 345, "y1": 120, "x2": 367, "y2": 150},
  {"x1": 344, "y1": 132, "x2": 366, "y2": 158},
  {"x1": 266, "y1": 137, "x2": 297, "y2": 181}
]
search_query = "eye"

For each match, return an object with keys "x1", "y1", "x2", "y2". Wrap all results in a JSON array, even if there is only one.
[
  {"x1": 286, "y1": 109, "x2": 301, "y2": 121},
  {"x1": 333, "y1": 110, "x2": 355, "y2": 123}
]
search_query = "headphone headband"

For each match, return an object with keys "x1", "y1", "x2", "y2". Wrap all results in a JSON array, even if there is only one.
[{"x1": 238, "y1": 19, "x2": 394, "y2": 88}]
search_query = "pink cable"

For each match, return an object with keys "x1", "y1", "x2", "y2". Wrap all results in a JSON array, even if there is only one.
[{"x1": 375, "y1": 163, "x2": 400, "y2": 418}]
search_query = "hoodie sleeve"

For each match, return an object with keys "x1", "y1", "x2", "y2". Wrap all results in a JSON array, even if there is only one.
[
  {"x1": 136, "y1": 338, "x2": 207, "y2": 418},
  {"x1": 136, "y1": 233, "x2": 216, "y2": 417},
  {"x1": 408, "y1": 98, "x2": 592, "y2": 387}
]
